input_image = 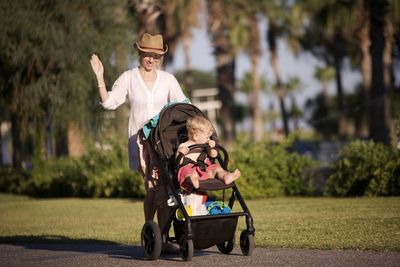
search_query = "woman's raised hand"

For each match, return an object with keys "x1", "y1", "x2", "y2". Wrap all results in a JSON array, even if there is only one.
[{"x1": 90, "y1": 54, "x2": 104, "y2": 77}]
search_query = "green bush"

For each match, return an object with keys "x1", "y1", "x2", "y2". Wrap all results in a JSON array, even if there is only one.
[
  {"x1": 326, "y1": 140, "x2": 400, "y2": 196},
  {"x1": 229, "y1": 135, "x2": 316, "y2": 199},
  {"x1": 0, "y1": 168, "x2": 33, "y2": 195},
  {"x1": 0, "y1": 138, "x2": 146, "y2": 198}
]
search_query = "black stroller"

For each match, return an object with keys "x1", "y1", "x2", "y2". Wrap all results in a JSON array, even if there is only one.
[{"x1": 140, "y1": 103, "x2": 255, "y2": 261}]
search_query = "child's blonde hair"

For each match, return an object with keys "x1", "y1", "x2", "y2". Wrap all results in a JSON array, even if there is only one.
[{"x1": 186, "y1": 116, "x2": 214, "y2": 139}]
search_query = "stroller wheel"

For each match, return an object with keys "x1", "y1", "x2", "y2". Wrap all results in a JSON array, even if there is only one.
[
  {"x1": 240, "y1": 230, "x2": 254, "y2": 256},
  {"x1": 141, "y1": 220, "x2": 162, "y2": 260},
  {"x1": 179, "y1": 237, "x2": 194, "y2": 261},
  {"x1": 217, "y1": 234, "x2": 235, "y2": 254}
]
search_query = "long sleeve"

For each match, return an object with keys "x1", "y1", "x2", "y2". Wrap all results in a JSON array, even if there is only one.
[
  {"x1": 168, "y1": 74, "x2": 187, "y2": 102},
  {"x1": 101, "y1": 71, "x2": 130, "y2": 110}
]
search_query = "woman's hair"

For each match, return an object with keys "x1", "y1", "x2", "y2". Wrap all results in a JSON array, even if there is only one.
[{"x1": 186, "y1": 116, "x2": 214, "y2": 139}]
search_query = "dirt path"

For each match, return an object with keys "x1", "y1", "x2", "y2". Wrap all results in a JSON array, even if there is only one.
[{"x1": 1, "y1": 244, "x2": 399, "y2": 267}]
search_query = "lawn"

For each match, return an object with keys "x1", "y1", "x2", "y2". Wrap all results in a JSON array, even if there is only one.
[{"x1": 0, "y1": 194, "x2": 399, "y2": 251}]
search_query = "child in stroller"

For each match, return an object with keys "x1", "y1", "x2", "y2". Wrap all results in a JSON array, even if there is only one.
[{"x1": 177, "y1": 116, "x2": 241, "y2": 191}]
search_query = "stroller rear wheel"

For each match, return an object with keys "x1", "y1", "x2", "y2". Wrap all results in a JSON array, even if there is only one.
[
  {"x1": 179, "y1": 237, "x2": 194, "y2": 261},
  {"x1": 240, "y1": 230, "x2": 254, "y2": 256},
  {"x1": 141, "y1": 220, "x2": 162, "y2": 260},
  {"x1": 217, "y1": 234, "x2": 235, "y2": 254}
]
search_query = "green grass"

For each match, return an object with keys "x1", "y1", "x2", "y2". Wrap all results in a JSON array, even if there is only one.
[
  {"x1": 241, "y1": 197, "x2": 400, "y2": 251},
  {"x1": 0, "y1": 194, "x2": 399, "y2": 251}
]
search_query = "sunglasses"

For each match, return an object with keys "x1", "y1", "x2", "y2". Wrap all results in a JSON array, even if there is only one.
[{"x1": 141, "y1": 53, "x2": 162, "y2": 60}]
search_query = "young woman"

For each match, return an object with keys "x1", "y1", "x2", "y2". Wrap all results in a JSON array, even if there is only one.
[{"x1": 90, "y1": 33, "x2": 187, "y2": 230}]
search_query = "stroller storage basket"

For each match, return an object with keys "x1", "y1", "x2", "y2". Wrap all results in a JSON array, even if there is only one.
[{"x1": 173, "y1": 213, "x2": 243, "y2": 250}]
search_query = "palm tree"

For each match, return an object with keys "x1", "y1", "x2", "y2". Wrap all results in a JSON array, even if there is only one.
[
  {"x1": 354, "y1": 0, "x2": 372, "y2": 138},
  {"x1": 178, "y1": 0, "x2": 201, "y2": 97},
  {"x1": 248, "y1": 14, "x2": 263, "y2": 142},
  {"x1": 314, "y1": 66, "x2": 335, "y2": 104},
  {"x1": 260, "y1": 1, "x2": 304, "y2": 138},
  {"x1": 285, "y1": 77, "x2": 302, "y2": 131},
  {"x1": 368, "y1": 0, "x2": 392, "y2": 145},
  {"x1": 229, "y1": 3, "x2": 263, "y2": 142},
  {"x1": 311, "y1": 66, "x2": 336, "y2": 139},
  {"x1": 206, "y1": 0, "x2": 236, "y2": 143},
  {"x1": 298, "y1": 1, "x2": 359, "y2": 139},
  {"x1": 131, "y1": 0, "x2": 163, "y2": 36}
]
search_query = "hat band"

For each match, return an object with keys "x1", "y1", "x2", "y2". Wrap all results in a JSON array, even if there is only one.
[{"x1": 139, "y1": 45, "x2": 165, "y2": 52}]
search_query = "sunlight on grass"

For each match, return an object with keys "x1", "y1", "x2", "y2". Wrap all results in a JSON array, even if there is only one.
[
  {"x1": 0, "y1": 194, "x2": 144, "y2": 245},
  {"x1": 238, "y1": 197, "x2": 400, "y2": 251},
  {"x1": 0, "y1": 194, "x2": 399, "y2": 251}
]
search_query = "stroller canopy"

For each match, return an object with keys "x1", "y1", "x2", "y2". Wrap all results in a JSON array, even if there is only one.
[{"x1": 149, "y1": 103, "x2": 216, "y2": 160}]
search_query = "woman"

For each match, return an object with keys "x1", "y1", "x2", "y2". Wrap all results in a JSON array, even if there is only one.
[{"x1": 90, "y1": 33, "x2": 187, "y2": 230}]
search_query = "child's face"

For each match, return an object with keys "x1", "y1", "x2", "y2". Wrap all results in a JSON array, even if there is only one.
[{"x1": 193, "y1": 130, "x2": 212, "y2": 144}]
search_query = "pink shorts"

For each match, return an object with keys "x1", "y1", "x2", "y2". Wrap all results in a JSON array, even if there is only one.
[{"x1": 178, "y1": 160, "x2": 219, "y2": 191}]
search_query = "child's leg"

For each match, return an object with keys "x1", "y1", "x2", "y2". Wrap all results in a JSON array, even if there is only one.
[
  {"x1": 187, "y1": 172, "x2": 200, "y2": 189},
  {"x1": 213, "y1": 167, "x2": 241, "y2": 185}
]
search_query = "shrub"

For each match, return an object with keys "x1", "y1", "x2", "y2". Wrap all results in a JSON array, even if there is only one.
[
  {"x1": 229, "y1": 135, "x2": 316, "y2": 199},
  {"x1": 326, "y1": 140, "x2": 400, "y2": 196},
  {"x1": 0, "y1": 137, "x2": 146, "y2": 198},
  {"x1": 0, "y1": 168, "x2": 32, "y2": 195}
]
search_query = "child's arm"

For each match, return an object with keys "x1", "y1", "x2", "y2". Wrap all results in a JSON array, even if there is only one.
[
  {"x1": 207, "y1": 140, "x2": 218, "y2": 158},
  {"x1": 176, "y1": 142, "x2": 190, "y2": 157}
]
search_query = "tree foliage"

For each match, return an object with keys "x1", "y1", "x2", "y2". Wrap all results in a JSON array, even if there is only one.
[{"x1": 0, "y1": 0, "x2": 135, "y2": 164}]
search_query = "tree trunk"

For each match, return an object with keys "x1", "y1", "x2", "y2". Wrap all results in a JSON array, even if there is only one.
[
  {"x1": 207, "y1": 0, "x2": 236, "y2": 143},
  {"x1": 182, "y1": 32, "x2": 194, "y2": 98},
  {"x1": 55, "y1": 128, "x2": 68, "y2": 157},
  {"x1": 250, "y1": 15, "x2": 263, "y2": 142},
  {"x1": 10, "y1": 112, "x2": 22, "y2": 169},
  {"x1": 132, "y1": 0, "x2": 162, "y2": 36},
  {"x1": 0, "y1": 122, "x2": 3, "y2": 166},
  {"x1": 333, "y1": 55, "x2": 347, "y2": 138},
  {"x1": 67, "y1": 121, "x2": 85, "y2": 158},
  {"x1": 115, "y1": 42, "x2": 129, "y2": 140},
  {"x1": 268, "y1": 21, "x2": 289, "y2": 137},
  {"x1": 33, "y1": 117, "x2": 47, "y2": 162},
  {"x1": 383, "y1": 17, "x2": 395, "y2": 146},
  {"x1": 368, "y1": 0, "x2": 391, "y2": 145},
  {"x1": 216, "y1": 58, "x2": 236, "y2": 142},
  {"x1": 356, "y1": 1, "x2": 371, "y2": 138},
  {"x1": 251, "y1": 55, "x2": 262, "y2": 142}
]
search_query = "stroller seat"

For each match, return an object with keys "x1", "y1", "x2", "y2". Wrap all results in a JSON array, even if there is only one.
[{"x1": 198, "y1": 178, "x2": 234, "y2": 191}]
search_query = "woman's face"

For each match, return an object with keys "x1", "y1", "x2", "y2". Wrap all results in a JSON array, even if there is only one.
[{"x1": 140, "y1": 52, "x2": 162, "y2": 72}]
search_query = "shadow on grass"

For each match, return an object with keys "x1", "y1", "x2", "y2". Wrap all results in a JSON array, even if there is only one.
[{"x1": 0, "y1": 235, "x2": 212, "y2": 262}]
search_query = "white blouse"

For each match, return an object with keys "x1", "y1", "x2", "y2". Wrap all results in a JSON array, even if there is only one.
[{"x1": 101, "y1": 67, "x2": 187, "y2": 137}]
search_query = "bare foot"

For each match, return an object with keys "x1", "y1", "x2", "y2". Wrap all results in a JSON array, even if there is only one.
[
  {"x1": 188, "y1": 175, "x2": 200, "y2": 189},
  {"x1": 223, "y1": 169, "x2": 241, "y2": 184}
]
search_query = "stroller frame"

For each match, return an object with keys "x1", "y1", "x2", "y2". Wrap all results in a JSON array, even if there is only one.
[{"x1": 140, "y1": 104, "x2": 255, "y2": 261}]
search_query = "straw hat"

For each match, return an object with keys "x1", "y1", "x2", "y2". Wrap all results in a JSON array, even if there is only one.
[{"x1": 134, "y1": 33, "x2": 168, "y2": 55}]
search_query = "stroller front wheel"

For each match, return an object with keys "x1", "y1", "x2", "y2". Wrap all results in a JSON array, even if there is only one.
[
  {"x1": 141, "y1": 220, "x2": 162, "y2": 260},
  {"x1": 180, "y1": 237, "x2": 194, "y2": 261},
  {"x1": 240, "y1": 230, "x2": 254, "y2": 256}
]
